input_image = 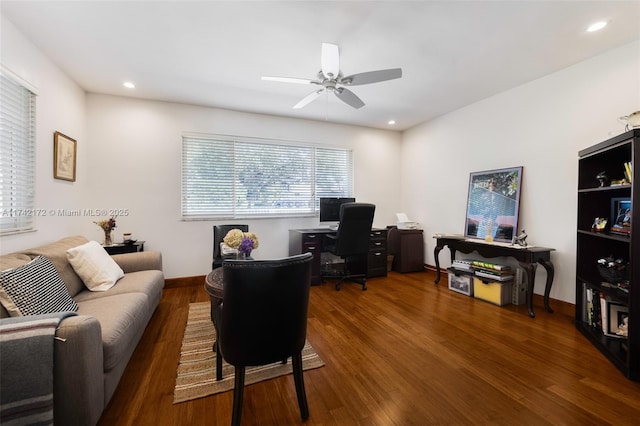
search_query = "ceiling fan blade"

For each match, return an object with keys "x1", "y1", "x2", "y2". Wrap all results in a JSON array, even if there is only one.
[
  {"x1": 341, "y1": 68, "x2": 402, "y2": 86},
  {"x1": 293, "y1": 89, "x2": 325, "y2": 109},
  {"x1": 321, "y1": 43, "x2": 340, "y2": 80},
  {"x1": 261, "y1": 76, "x2": 316, "y2": 85},
  {"x1": 335, "y1": 88, "x2": 365, "y2": 109}
]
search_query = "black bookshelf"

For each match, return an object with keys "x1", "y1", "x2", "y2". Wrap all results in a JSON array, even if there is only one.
[{"x1": 575, "y1": 129, "x2": 639, "y2": 380}]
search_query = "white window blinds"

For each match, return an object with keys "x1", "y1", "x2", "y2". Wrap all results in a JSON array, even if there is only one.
[
  {"x1": 182, "y1": 134, "x2": 353, "y2": 219},
  {"x1": 0, "y1": 72, "x2": 36, "y2": 234}
]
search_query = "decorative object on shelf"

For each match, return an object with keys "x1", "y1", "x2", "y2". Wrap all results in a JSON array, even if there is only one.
[
  {"x1": 597, "y1": 255, "x2": 629, "y2": 284},
  {"x1": 94, "y1": 216, "x2": 117, "y2": 246},
  {"x1": 611, "y1": 197, "x2": 631, "y2": 235},
  {"x1": 591, "y1": 217, "x2": 608, "y2": 232},
  {"x1": 596, "y1": 171, "x2": 610, "y2": 187},
  {"x1": 464, "y1": 166, "x2": 523, "y2": 243},
  {"x1": 222, "y1": 229, "x2": 259, "y2": 257},
  {"x1": 53, "y1": 131, "x2": 77, "y2": 182},
  {"x1": 616, "y1": 316, "x2": 629, "y2": 337},
  {"x1": 619, "y1": 111, "x2": 640, "y2": 131},
  {"x1": 123, "y1": 232, "x2": 132, "y2": 243},
  {"x1": 511, "y1": 229, "x2": 528, "y2": 247}
]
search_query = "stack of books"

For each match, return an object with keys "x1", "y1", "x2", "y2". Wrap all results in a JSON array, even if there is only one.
[
  {"x1": 471, "y1": 260, "x2": 514, "y2": 282},
  {"x1": 452, "y1": 259, "x2": 473, "y2": 271}
]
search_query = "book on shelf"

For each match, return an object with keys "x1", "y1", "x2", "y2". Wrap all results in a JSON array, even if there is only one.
[
  {"x1": 624, "y1": 161, "x2": 633, "y2": 182},
  {"x1": 588, "y1": 288, "x2": 602, "y2": 330},
  {"x1": 585, "y1": 287, "x2": 595, "y2": 326},
  {"x1": 600, "y1": 292, "x2": 608, "y2": 335},
  {"x1": 471, "y1": 260, "x2": 512, "y2": 272},
  {"x1": 452, "y1": 259, "x2": 473, "y2": 270},
  {"x1": 610, "y1": 225, "x2": 631, "y2": 236},
  {"x1": 474, "y1": 270, "x2": 514, "y2": 282}
]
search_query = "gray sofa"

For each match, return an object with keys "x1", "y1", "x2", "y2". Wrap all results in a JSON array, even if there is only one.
[{"x1": 0, "y1": 236, "x2": 164, "y2": 425}]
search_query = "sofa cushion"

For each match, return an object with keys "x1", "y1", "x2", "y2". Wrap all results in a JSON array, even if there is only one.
[
  {"x1": 74, "y1": 270, "x2": 164, "y2": 311},
  {"x1": 67, "y1": 241, "x2": 124, "y2": 291},
  {"x1": 21, "y1": 236, "x2": 89, "y2": 297},
  {"x1": 76, "y1": 292, "x2": 150, "y2": 371},
  {"x1": 0, "y1": 253, "x2": 32, "y2": 271},
  {"x1": 0, "y1": 256, "x2": 79, "y2": 316}
]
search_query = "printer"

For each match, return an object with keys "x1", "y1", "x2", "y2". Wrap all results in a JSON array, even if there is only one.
[{"x1": 396, "y1": 213, "x2": 420, "y2": 230}]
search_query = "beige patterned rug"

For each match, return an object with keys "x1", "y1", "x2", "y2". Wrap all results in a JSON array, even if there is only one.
[{"x1": 173, "y1": 302, "x2": 325, "y2": 403}]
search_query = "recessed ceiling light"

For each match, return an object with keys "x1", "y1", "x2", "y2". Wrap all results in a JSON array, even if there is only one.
[
  {"x1": 587, "y1": 21, "x2": 607, "y2": 32},
  {"x1": 123, "y1": 81, "x2": 135, "y2": 89},
  {"x1": 388, "y1": 120, "x2": 396, "y2": 125}
]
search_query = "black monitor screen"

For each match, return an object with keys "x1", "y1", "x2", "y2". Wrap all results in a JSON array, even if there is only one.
[{"x1": 319, "y1": 197, "x2": 356, "y2": 222}]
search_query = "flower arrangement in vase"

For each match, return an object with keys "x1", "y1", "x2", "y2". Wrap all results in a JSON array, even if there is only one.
[
  {"x1": 95, "y1": 216, "x2": 117, "y2": 245},
  {"x1": 223, "y1": 229, "x2": 259, "y2": 257}
]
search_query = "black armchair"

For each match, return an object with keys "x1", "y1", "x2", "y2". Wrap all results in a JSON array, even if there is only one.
[
  {"x1": 212, "y1": 224, "x2": 248, "y2": 269},
  {"x1": 215, "y1": 253, "x2": 313, "y2": 426},
  {"x1": 323, "y1": 202, "x2": 375, "y2": 291}
]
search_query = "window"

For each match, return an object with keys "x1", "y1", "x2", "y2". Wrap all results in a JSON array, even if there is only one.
[
  {"x1": 0, "y1": 71, "x2": 36, "y2": 234},
  {"x1": 182, "y1": 134, "x2": 353, "y2": 219}
]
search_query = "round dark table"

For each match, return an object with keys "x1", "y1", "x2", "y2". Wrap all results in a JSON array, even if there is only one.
[
  {"x1": 204, "y1": 267, "x2": 224, "y2": 319},
  {"x1": 204, "y1": 267, "x2": 224, "y2": 380}
]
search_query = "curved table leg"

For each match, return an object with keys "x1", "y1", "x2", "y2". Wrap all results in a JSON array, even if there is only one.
[
  {"x1": 538, "y1": 259, "x2": 555, "y2": 313},
  {"x1": 518, "y1": 261, "x2": 537, "y2": 318},
  {"x1": 434, "y1": 243, "x2": 444, "y2": 284}
]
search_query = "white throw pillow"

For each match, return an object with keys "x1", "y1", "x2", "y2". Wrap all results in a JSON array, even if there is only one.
[{"x1": 67, "y1": 241, "x2": 124, "y2": 291}]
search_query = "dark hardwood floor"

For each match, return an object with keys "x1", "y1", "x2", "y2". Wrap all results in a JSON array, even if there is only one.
[{"x1": 98, "y1": 270, "x2": 640, "y2": 425}]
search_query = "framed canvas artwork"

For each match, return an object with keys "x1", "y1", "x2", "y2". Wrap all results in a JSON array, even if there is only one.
[
  {"x1": 54, "y1": 131, "x2": 77, "y2": 182},
  {"x1": 464, "y1": 166, "x2": 523, "y2": 243}
]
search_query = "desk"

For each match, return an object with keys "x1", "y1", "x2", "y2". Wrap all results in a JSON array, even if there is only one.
[
  {"x1": 289, "y1": 228, "x2": 387, "y2": 285},
  {"x1": 434, "y1": 237, "x2": 555, "y2": 318}
]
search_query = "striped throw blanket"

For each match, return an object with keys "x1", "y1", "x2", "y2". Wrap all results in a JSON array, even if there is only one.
[{"x1": 0, "y1": 312, "x2": 76, "y2": 425}]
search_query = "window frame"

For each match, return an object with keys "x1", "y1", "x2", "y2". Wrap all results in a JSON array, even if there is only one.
[
  {"x1": 0, "y1": 67, "x2": 37, "y2": 235},
  {"x1": 181, "y1": 133, "x2": 354, "y2": 220}
]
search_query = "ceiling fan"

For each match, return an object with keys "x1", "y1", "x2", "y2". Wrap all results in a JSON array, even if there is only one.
[{"x1": 262, "y1": 43, "x2": 402, "y2": 110}]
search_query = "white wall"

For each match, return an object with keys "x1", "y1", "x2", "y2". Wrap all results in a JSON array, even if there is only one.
[
  {"x1": 0, "y1": 15, "x2": 88, "y2": 254},
  {"x1": 402, "y1": 40, "x2": 640, "y2": 303},
  {"x1": 3, "y1": 11, "x2": 638, "y2": 301},
  {"x1": 84, "y1": 95, "x2": 402, "y2": 278}
]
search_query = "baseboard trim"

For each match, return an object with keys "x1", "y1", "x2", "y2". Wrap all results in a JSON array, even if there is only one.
[{"x1": 164, "y1": 275, "x2": 206, "y2": 289}]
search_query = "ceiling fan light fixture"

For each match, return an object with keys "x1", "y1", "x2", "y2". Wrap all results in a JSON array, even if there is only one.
[{"x1": 263, "y1": 43, "x2": 402, "y2": 110}]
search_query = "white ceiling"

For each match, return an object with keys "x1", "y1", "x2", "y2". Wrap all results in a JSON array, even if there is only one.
[{"x1": 2, "y1": 1, "x2": 639, "y2": 131}]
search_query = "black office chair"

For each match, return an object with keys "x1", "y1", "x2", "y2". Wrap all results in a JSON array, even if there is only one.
[
  {"x1": 215, "y1": 253, "x2": 313, "y2": 426},
  {"x1": 323, "y1": 202, "x2": 375, "y2": 291},
  {"x1": 212, "y1": 224, "x2": 248, "y2": 269}
]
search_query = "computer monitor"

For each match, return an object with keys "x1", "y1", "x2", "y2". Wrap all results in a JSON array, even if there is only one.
[{"x1": 319, "y1": 197, "x2": 356, "y2": 222}]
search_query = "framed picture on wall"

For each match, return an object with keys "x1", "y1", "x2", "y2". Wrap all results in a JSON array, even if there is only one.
[
  {"x1": 464, "y1": 166, "x2": 523, "y2": 243},
  {"x1": 53, "y1": 131, "x2": 77, "y2": 182}
]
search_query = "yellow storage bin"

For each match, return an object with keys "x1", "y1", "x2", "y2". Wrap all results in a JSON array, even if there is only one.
[{"x1": 473, "y1": 277, "x2": 513, "y2": 306}]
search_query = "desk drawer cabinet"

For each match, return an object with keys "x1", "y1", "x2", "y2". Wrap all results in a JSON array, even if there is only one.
[
  {"x1": 368, "y1": 229, "x2": 388, "y2": 278},
  {"x1": 289, "y1": 230, "x2": 323, "y2": 284}
]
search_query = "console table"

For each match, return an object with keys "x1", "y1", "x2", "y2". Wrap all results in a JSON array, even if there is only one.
[{"x1": 434, "y1": 237, "x2": 555, "y2": 318}]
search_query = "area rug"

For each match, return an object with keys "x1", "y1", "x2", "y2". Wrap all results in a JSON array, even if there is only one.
[{"x1": 173, "y1": 302, "x2": 325, "y2": 404}]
